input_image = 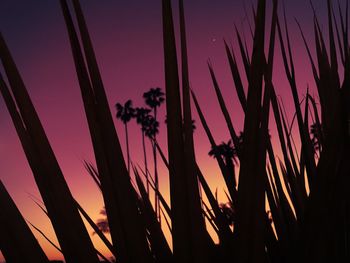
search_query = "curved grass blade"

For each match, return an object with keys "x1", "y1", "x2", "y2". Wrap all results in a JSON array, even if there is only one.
[
  {"x1": 0, "y1": 31, "x2": 99, "y2": 263},
  {"x1": 0, "y1": 181, "x2": 49, "y2": 263}
]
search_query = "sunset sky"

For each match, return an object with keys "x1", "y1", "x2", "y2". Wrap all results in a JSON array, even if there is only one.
[{"x1": 0, "y1": 0, "x2": 334, "y2": 261}]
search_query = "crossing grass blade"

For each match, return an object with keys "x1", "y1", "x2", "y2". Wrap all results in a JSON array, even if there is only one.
[
  {"x1": 208, "y1": 62, "x2": 241, "y2": 153},
  {"x1": 191, "y1": 89, "x2": 238, "y2": 205},
  {"x1": 60, "y1": 1, "x2": 153, "y2": 262},
  {"x1": 234, "y1": 0, "x2": 267, "y2": 261},
  {"x1": 179, "y1": 1, "x2": 211, "y2": 261},
  {"x1": 224, "y1": 40, "x2": 247, "y2": 112},
  {"x1": 0, "y1": 31, "x2": 99, "y2": 263},
  {"x1": 0, "y1": 181, "x2": 49, "y2": 263},
  {"x1": 133, "y1": 167, "x2": 173, "y2": 262}
]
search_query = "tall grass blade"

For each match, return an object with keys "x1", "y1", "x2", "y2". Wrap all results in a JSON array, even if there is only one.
[
  {"x1": 208, "y1": 62, "x2": 241, "y2": 153},
  {"x1": 179, "y1": 1, "x2": 210, "y2": 261},
  {"x1": 75, "y1": 200, "x2": 116, "y2": 257},
  {"x1": 162, "y1": 0, "x2": 195, "y2": 261},
  {"x1": 235, "y1": 26, "x2": 251, "y2": 80},
  {"x1": 28, "y1": 221, "x2": 63, "y2": 254},
  {"x1": 0, "y1": 31, "x2": 99, "y2": 262},
  {"x1": 191, "y1": 89, "x2": 238, "y2": 204},
  {"x1": 60, "y1": 1, "x2": 152, "y2": 261},
  {"x1": 134, "y1": 167, "x2": 173, "y2": 262},
  {"x1": 224, "y1": 40, "x2": 247, "y2": 112},
  {"x1": 0, "y1": 181, "x2": 49, "y2": 263},
  {"x1": 277, "y1": 13, "x2": 317, "y2": 190},
  {"x1": 196, "y1": 164, "x2": 233, "y2": 249},
  {"x1": 235, "y1": 0, "x2": 267, "y2": 261}
]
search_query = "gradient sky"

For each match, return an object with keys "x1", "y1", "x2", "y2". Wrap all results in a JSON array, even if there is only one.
[{"x1": 0, "y1": 0, "x2": 337, "y2": 261}]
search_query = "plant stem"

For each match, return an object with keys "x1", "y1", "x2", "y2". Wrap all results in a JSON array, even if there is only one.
[
  {"x1": 125, "y1": 123, "x2": 130, "y2": 175},
  {"x1": 142, "y1": 131, "x2": 149, "y2": 195},
  {"x1": 154, "y1": 107, "x2": 160, "y2": 224}
]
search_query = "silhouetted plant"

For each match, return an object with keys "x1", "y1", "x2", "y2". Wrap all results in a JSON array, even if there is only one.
[
  {"x1": 116, "y1": 100, "x2": 135, "y2": 173},
  {"x1": 144, "y1": 115, "x2": 160, "y2": 139},
  {"x1": 135, "y1": 107, "x2": 152, "y2": 127},
  {"x1": 209, "y1": 140, "x2": 238, "y2": 189},
  {"x1": 219, "y1": 202, "x2": 235, "y2": 226},
  {"x1": 143, "y1": 87, "x2": 165, "y2": 113},
  {"x1": 135, "y1": 107, "x2": 152, "y2": 193},
  {"x1": 209, "y1": 140, "x2": 238, "y2": 163},
  {"x1": 310, "y1": 123, "x2": 322, "y2": 153},
  {"x1": 143, "y1": 87, "x2": 164, "y2": 222},
  {"x1": 236, "y1": 132, "x2": 244, "y2": 154},
  {"x1": 2, "y1": 0, "x2": 350, "y2": 262},
  {"x1": 165, "y1": 115, "x2": 196, "y2": 132}
]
